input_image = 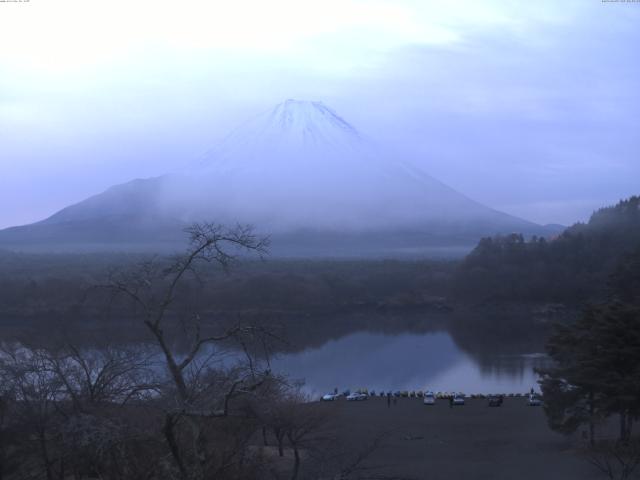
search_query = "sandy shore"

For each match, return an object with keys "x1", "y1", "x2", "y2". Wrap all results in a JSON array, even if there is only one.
[{"x1": 314, "y1": 396, "x2": 599, "y2": 480}]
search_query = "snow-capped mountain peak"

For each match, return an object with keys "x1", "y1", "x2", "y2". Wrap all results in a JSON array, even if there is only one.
[
  {"x1": 270, "y1": 99, "x2": 360, "y2": 139},
  {"x1": 197, "y1": 99, "x2": 364, "y2": 173}
]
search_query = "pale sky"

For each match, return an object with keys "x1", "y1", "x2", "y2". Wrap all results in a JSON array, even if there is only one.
[{"x1": 1, "y1": 0, "x2": 638, "y2": 228}]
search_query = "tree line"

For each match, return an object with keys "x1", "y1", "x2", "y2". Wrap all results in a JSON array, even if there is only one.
[{"x1": 453, "y1": 196, "x2": 640, "y2": 304}]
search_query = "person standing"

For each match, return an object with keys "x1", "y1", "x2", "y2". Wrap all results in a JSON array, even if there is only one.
[{"x1": 387, "y1": 394, "x2": 391, "y2": 408}]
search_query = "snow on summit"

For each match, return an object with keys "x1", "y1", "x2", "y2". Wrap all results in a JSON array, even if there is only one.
[
  {"x1": 0, "y1": 100, "x2": 545, "y2": 253},
  {"x1": 197, "y1": 99, "x2": 364, "y2": 174},
  {"x1": 270, "y1": 99, "x2": 359, "y2": 139}
]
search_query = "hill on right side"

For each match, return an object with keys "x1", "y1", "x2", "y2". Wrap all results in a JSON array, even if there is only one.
[{"x1": 453, "y1": 195, "x2": 640, "y2": 305}]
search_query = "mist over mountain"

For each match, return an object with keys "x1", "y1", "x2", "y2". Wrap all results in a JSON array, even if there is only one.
[{"x1": 0, "y1": 100, "x2": 559, "y2": 256}]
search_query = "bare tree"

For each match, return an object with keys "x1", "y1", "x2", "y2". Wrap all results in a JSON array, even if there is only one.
[
  {"x1": 102, "y1": 223, "x2": 275, "y2": 478},
  {"x1": 0, "y1": 341, "x2": 164, "y2": 480},
  {"x1": 285, "y1": 401, "x2": 329, "y2": 480},
  {"x1": 48, "y1": 343, "x2": 158, "y2": 407},
  {"x1": 0, "y1": 344, "x2": 66, "y2": 480},
  {"x1": 585, "y1": 439, "x2": 640, "y2": 480}
]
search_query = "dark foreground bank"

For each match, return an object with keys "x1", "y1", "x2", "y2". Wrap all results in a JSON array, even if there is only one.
[{"x1": 265, "y1": 397, "x2": 601, "y2": 480}]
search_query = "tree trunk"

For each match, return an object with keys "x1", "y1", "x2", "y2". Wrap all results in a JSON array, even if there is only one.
[
  {"x1": 273, "y1": 428, "x2": 284, "y2": 457},
  {"x1": 278, "y1": 437, "x2": 284, "y2": 457},
  {"x1": 288, "y1": 433, "x2": 300, "y2": 480},
  {"x1": 147, "y1": 324, "x2": 188, "y2": 401},
  {"x1": 291, "y1": 446, "x2": 300, "y2": 480},
  {"x1": 163, "y1": 413, "x2": 188, "y2": 479},
  {"x1": 38, "y1": 429, "x2": 54, "y2": 480},
  {"x1": 620, "y1": 411, "x2": 628, "y2": 443},
  {"x1": 192, "y1": 417, "x2": 207, "y2": 477}
]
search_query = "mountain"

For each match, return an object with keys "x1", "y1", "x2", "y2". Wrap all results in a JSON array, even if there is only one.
[{"x1": 0, "y1": 99, "x2": 558, "y2": 257}]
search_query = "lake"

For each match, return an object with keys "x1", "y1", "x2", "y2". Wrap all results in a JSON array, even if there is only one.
[
  {"x1": 270, "y1": 330, "x2": 548, "y2": 396},
  {"x1": 0, "y1": 312, "x2": 548, "y2": 398}
]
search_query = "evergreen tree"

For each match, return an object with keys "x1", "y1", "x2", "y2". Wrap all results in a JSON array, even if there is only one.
[
  {"x1": 538, "y1": 309, "x2": 605, "y2": 444},
  {"x1": 539, "y1": 303, "x2": 640, "y2": 443}
]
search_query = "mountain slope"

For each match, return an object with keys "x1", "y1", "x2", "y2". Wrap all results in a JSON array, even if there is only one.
[{"x1": 0, "y1": 99, "x2": 555, "y2": 256}]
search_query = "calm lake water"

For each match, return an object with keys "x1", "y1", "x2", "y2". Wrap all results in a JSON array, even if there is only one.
[{"x1": 270, "y1": 331, "x2": 548, "y2": 396}]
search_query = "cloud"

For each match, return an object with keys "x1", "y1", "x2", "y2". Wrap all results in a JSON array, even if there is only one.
[
  {"x1": 0, "y1": 0, "x2": 585, "y2": 74},
  {"x1": 0, "y1": 0, "x2": 638, "y2": 228}
]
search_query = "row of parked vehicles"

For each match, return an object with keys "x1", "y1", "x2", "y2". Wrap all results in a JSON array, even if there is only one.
[
  {"x1": 321, "y1": 390, "x2": 543, "y2": 406},
  {"x1": 487, "y1": 394, "x2": 542, "y2": 406}
]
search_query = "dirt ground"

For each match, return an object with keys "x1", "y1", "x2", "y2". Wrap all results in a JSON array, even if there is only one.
[{"x1": 316, "y1": 396, "x2": 601, "y2": 480}]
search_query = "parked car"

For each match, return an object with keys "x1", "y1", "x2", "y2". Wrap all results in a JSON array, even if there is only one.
[
  {"x1": 488, "y1": 395, "x2": 503, "y2": 407},
  {"x1": 347, "y1": 392, "x2": 368, "y2": 401},
  {"x1": 321, "y1": 393, "x2": 339, "y2": 401},
  {"x1": 528, "y1": 394, "x2": 542, "y2": 406},
  {"x1": 423, "y1": 392, "x2": 436, "y2": 405},
  {"x1": 452, "y1": 393, "x2": 465, "y2": 405}
]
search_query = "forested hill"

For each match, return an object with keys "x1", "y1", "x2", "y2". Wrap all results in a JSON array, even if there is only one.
[{"x1": 453, "y1": 196, "x2": 640, "y2": 304}]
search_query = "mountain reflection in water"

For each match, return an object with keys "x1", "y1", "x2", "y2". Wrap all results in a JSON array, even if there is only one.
[{"x1": 271, "y1": 331, "x2": 548, "y2": 396}]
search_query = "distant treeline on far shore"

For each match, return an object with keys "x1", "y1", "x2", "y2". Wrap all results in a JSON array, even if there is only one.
[{"x1": 0, "y1": 195, "x2": 637, "y2": 330}]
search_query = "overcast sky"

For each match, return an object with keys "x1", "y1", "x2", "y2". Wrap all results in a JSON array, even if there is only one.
[{"x1": 1, "y1": 0, "x2": 638, "y2": 229}]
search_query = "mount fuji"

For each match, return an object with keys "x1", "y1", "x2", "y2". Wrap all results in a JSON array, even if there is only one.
[{"x1": 0, "y1": 100, "x2": 557, "y2": 256}]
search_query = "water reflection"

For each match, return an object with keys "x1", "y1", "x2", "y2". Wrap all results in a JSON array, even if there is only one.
[{"x1": 271, "y1": 331, "x2": 547, "y2": 396}]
